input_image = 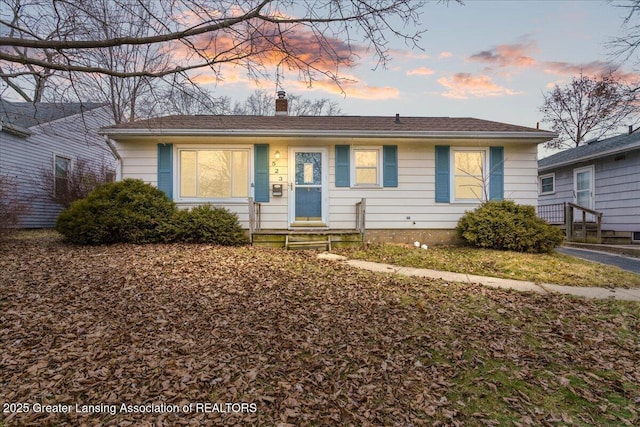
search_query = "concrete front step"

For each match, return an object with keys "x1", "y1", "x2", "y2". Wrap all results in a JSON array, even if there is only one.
[{"x1": 252, "y1": 230, "x2": 363, "y2": 249}]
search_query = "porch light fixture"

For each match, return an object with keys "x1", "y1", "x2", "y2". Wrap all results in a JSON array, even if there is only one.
[{"x1": 274, "y1": 150, "x2": 281, "y2": 160}]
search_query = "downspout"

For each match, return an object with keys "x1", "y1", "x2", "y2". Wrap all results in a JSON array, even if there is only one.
[{"x1": 104, "y1": 136, "x2": 123, "y2": 181}]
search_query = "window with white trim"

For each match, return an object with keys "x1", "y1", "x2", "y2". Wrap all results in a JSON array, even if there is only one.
[
  {"x1": 352, "y1": 147, "x2": 381, "y2": 186},
  {"x1": 178, "y1": 149, "x2": 249, "y2": 199},
  {"x1": 539, "y1": 173, "x2": 555, "y2": 195},
  {"x1": 54, "y1": 155, "x2": 71, "y2": 199},
  {"x1": 452, "y1": 149, "x2": 486, "y2": 201}
]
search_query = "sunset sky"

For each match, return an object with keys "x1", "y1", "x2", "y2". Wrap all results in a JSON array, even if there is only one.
[{"x1": 202, "y1": 0, "x2": 638, "y2": 134}]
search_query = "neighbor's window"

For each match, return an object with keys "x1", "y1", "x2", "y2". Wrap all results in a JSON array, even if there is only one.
[
  {"x1": 539, "y1": 173, "x2": 555, "y2": 195},
  {"x1": 353, "y1": 148, "x2": 380, "y2": 186},
  {"x1": 179, "y1": 149, "x2": 249, "y2": 199},
  {"x1": 54, "y1": 155, "x2": 71, "y2": 199},
  {"x1": 453, "y1": 150, "x2": 486, "y2": 201}
]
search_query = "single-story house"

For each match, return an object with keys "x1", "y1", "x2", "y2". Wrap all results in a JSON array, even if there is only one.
[
  {"x1": 538, "y1": 129, "x2": 640, "y2": 244},
  {"x1": 102, "y1": 94, "x2": 555, "y2": 246},
  {"x1": 0, "y1": 99, "x2": 118, "y2": 228}
]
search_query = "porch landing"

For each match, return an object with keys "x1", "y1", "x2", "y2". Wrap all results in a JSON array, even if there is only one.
[{"x1": 252, "y1": 229, "x2": 363, "y2": 249}]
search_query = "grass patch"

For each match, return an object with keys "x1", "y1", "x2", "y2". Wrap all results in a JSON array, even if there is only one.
[{"x1": 336, "y1": 243, "x2": 640, "y2": 288}]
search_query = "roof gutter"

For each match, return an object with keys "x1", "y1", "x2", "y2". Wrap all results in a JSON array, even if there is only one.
[
  {"x1": 539, "y1": 139, "x2": 640, "y2": 172},
  {"x1": 0, "y1": 121, "x2": 33, "y2": 138},
  {"x1": 100, "y1": 128, "x2": 556, "y2": 141},
  {"x1": 104, "y1": 136, "x2": 123, "y2": 181}
]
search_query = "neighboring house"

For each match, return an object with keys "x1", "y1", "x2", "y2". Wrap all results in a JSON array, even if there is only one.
[
  {"x1": 102, "y1": 94, "x2": 555, "y2": 245},
  {"x1": 0, "y1": 99, "x2": 118, "y2": 228},
  {"x1": 538, "y1": 130, "x2": 640, "y2": 244}
]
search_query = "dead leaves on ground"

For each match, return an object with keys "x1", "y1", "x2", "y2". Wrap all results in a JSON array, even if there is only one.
[{"x1": 0, "y1": 237, "x2": 639, "y2": 426}]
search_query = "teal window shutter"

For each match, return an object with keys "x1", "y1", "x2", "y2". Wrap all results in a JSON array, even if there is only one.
[
  {"x1": 254, "y1": 144, "x2": 269, "y2": 202},
  {"x1": 382, "y1": 145, "x2": 398, "y2": 187},
  {"x1": 435, "y1": 145, "x2": 450, "y2": 203},
  {"x1": 489, "y1": 146, "x2": 504, "y2": 200},
  {"x1": 335, "y1": 145, "x2": 350, "y2": 187},
  {"x1": 157, "y1": 143, "x2": 173, "y2": 199}
]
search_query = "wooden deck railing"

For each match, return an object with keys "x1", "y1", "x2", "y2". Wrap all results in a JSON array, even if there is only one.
[
  {"x1": 248, "y1": 197, "x2": 261, "y2": 243},
  {"x1": 538, "y1": 202, "x2": 603, "y2": 243},
  {"x1": 355, "y1": 198, "x2": 366, "y2": 242},
  {"x1": 566, "y1": 202, "x2": 602, "y2": 243}
]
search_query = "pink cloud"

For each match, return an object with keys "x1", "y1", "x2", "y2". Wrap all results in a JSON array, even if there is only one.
[
  {"x1": 439, "y1": 51, "x2": 452, "y2": 59},
  {"x1": 437, "y1": 73, "x2": 521, "y2": 99},
  {"x1": 170, "y1": 18, "x2": 367, "y2": 77},
  {"x1": 469, "y1": 41, "x2": 537, "y2": 68},
  {"x1": 406, "y1": 67, "x2": 435, "y2": 76},
  {"x1": 543, "y1": 60, "x2": 640, "y2": 84},
  {"x1": 302, "y1": 77, "x2": 400, "y2": 100}
]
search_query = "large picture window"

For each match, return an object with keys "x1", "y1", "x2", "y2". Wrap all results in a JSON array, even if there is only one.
[
  {"x1": 179, "y1": 149, "x2": 249, "y2": 199},
  {"x1": 453, "y1": 149, "x2": 486, "y2": 201}
]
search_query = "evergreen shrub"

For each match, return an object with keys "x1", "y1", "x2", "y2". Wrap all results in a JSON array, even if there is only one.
[
  {"x1": 56, "y1": 179, "x2": 175, "y2": 244},
  {"x1": 161, "y1": 204, "x2": 248, "y2": 246},
  {"x1": 456, "y1": 200, "x2": 564, "y2": 253}
]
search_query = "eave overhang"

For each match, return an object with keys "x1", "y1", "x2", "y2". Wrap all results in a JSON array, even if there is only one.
[
  {"x1": 538, "y1": 140, "x2": 640, "y2": 172},
  {"x1": 100, "y1": 127, "x2": 556, "y2": 144},
  {"x1": 0, "y1": 121, "x2": 33, "y2": 138}
]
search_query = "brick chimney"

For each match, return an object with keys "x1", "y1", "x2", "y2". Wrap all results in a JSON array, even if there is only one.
[{"x1": 275, "y1": 90, "x2": 288, "y2": 116}]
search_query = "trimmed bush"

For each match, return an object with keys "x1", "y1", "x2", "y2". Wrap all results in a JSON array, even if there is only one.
[
  {"x1": 56, "y1": 179, "x2": 176, "y2": 245},
  {"x1": 161, "y1": 204, "x2": 248, "y2": 245},
  {"x1": 456, "y1": 200, "x2": 564, "y2": 253}
]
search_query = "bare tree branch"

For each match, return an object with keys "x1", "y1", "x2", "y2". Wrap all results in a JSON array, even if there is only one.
[
  {"x1": 0, "y1": 0, "x2": 439, "y2": 83},
  {"x1": 539, "y1": 72, "x2": 639, "y2": 149}
]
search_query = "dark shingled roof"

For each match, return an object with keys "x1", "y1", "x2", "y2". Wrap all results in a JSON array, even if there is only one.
[
  {"x1": 103, "y1": 114, "x2": 552, "y2": 134},
  {"x1": 539, "y1": 131, "x2": 640, "y2": 170},
  {"x1": 0, "y1": 99, "x2": 106, "y2": 129}
]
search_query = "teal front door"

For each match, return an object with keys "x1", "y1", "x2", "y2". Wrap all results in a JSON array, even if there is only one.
[{"x1": 290, "y1": 148, "x2": 328, "y2": 226}]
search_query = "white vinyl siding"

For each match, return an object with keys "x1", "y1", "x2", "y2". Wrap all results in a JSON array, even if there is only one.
[{"x1": 118, "y1": 138, "x2": 539, "y2": 230}]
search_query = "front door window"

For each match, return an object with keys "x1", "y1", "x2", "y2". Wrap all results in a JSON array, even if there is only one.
[{"x1": 294, "y1": 152, "x2": 323, "y2": 221}]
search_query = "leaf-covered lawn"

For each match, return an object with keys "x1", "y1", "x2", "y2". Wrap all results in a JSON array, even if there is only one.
[
  {"x1": 1, "y1": 236, "x2": 639, "y2": 426},
  {"x1": 337, "y1": 243, "x2": 640, "y2": 288}
]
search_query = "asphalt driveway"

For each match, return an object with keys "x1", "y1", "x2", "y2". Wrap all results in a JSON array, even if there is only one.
[{"x1": 557, "y1": 247, "x2": 640, "y2": 274}]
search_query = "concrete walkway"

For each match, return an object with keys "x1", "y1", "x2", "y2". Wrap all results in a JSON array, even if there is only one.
[{"x1": 317, "y1": 253, "x2": 640, "y2": 302}]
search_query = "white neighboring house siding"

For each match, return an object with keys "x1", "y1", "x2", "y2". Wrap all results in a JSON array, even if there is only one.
[
  {"x1": 115, "y1": 137, "x2": 538, "y2": 230},
  {"x1": 0, "y1": 106, "x2": 116, "y2": 228}
]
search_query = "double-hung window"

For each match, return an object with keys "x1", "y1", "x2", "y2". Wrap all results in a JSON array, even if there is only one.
[
  {"x1": 179, "y1": 148, "x2": 249, "y2": 199},
  {"x1": 353, "y1": 148, "x2": 381, "y2": 186},
  {"x1": 452, "y1": 149, "x2": 486, "y2": 201},
  {"x1": 539, "y1": 173, "x2": 555, "y2": 195},
  {"x1": 54, "y1": 155, "x2": 71, "y2": 199}
]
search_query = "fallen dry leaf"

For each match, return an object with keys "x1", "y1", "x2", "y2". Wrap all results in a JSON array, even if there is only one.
[{"x1": 0, "y1": 236, "x2": 638, "y2": 426}]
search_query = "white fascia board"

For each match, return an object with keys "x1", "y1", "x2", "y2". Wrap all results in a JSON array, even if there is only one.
[
  {"x1": 101, "y1": 127, "x2": 556, "y2": 142},
  {"x1": 538, "y1": 140, "x2": 640, "y2": 172}
]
